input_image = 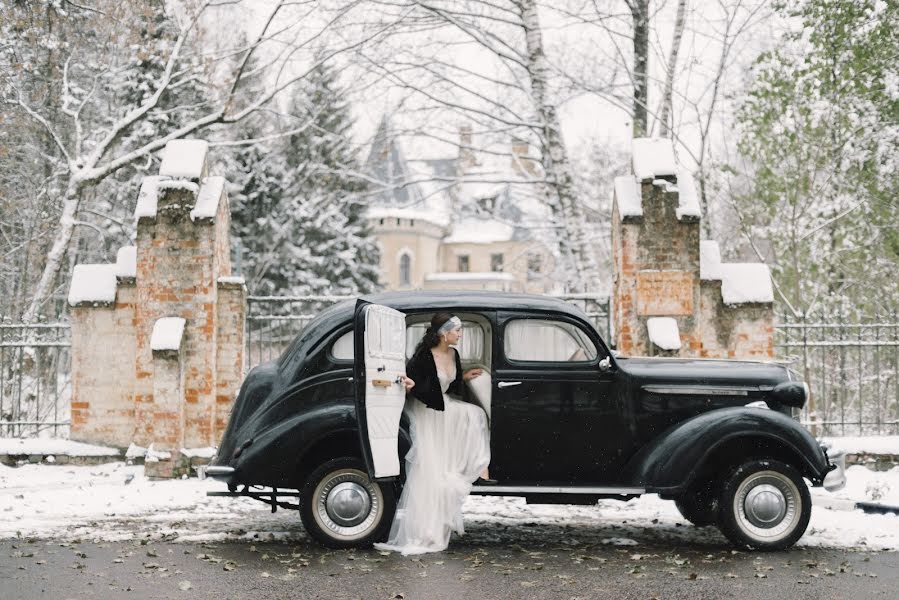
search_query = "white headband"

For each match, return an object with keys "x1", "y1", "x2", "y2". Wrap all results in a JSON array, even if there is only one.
[{"x1": 437, "y1": 316, "x2": 462, "y2": 335}]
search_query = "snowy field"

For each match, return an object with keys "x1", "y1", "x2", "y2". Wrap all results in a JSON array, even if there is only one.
[{"x1": 1, "y1": 461, "x2": 896, "y2": 552}]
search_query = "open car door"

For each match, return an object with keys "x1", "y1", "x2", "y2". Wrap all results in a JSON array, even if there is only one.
[{"x1": 354, "y1": 300, "x2": 407, "y2": 480}]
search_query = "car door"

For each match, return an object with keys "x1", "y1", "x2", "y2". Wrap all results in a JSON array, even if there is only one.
[
  {"x1": 353, "y1": 300, "x2": 407, "y2": 480},
  {"x1": 491, "y1": 311, "x2": 630, "y2": 484}
]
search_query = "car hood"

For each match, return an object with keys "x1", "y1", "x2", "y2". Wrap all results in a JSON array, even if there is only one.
[{"x1": 616, "y1": 356, "x2": 791, "y2": 389}]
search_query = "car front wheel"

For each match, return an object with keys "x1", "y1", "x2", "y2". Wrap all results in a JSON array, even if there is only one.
[
  {"x1": 717, "y1": 459, "x2": 811, "y2": 551},
  {"x1": 300, "y1": 457, "x2": 396, "y2": 549}
]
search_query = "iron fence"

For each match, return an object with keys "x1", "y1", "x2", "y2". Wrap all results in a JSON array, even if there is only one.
[
  {"x1": 0, "y1": 323, "x2": 71, "y2": 438},
  {"x1": 775, "y1": 315, "x2": 899, "y2": 436},
  {"x1": 3, "y1": 299, "x2": 895, "y2": 440}
]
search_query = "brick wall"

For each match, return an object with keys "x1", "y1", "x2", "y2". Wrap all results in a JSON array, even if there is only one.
[{"x1": 69, "y1": 140, "x2": 246, "y2": 472}]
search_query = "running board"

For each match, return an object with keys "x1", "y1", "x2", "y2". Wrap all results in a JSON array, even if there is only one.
[{"x1": 470, "y1": 485, "x2": 644, "y2": 496}]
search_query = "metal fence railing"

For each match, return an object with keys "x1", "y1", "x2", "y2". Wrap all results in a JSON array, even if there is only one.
[
  {"x1": 4, "y1": 300, "x2": 894, "y2": 440},
  {"x1": 0, "y1": 322, "x2": 71, "y2": 438},
  {"x1": 775, "y1": 315, "x2": 898, "y2": 437}
]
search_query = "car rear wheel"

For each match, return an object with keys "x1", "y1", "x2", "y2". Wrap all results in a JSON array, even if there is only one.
[
  {"x1": 674, "y1": 479, "x2": 719, "y2": 527},
  {"x1": 717, "y1": 459, "x2": 811, "y2": 551},
  {"x1": 300, "y1": 457, "x2": 396, "y2": 549}
]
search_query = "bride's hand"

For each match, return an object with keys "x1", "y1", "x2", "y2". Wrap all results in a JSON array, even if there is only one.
[
  {"x1": 399, "y1": 374, "x2": 415, "y2": 391},
  {"x1": 463, "y1": 368, "x2": 483, "y2": 381}
]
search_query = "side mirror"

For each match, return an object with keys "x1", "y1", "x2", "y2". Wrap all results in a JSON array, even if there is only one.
[{"x1": 599, "y1": 357, "x2": 611, "y2": 373}]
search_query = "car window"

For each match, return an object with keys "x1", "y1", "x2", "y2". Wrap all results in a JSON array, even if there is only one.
[
  {"x1": 406, "y1": 321, "x2": 484, "y2": 362},
  {"x1": 330, "y1": 322, "x2": 486, "y2": 363},
  {"x1": 330, "y1": 330, "x2": 353, "y2": 361},
  {"x1": 504, "y1": 318, "x2": 597, "y2": 363}
]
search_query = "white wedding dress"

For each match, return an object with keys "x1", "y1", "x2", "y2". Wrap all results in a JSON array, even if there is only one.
[{"x1": 374, "y1": 364, "x2": 491, "y2": 555}]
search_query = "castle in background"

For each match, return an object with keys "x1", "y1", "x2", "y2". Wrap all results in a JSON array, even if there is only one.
[{"x1": 363, "y1": 117, "x2": 561, "y2": 294}]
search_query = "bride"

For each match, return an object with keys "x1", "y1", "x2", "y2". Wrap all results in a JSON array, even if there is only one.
[{"x1": 374, "y1": 312, "x2": 492, "y2": 555}]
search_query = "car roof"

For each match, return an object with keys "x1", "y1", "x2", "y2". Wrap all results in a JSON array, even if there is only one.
[
  {"x1": 360, "y1": 289, "x2": 588, "y2": 318},
  {"x1": 277, "y1": 290, "x2": 591, "y2": 375}
]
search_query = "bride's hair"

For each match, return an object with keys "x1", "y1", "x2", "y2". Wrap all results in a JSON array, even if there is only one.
[{"x1": 412, "y1": 312, "x2": 454, "y2": 357}]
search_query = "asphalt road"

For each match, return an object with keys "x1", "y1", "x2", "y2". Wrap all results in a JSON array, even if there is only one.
[{"x1": 2, "y1": 532, "x2": 897, "y2": 600}]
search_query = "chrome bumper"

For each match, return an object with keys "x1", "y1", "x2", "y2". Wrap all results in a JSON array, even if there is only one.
[
  {"x1": 821, "y1": 446, "x2": 847, "y2": 492},
  {"x1": 197, "y1": 465, "x2": 235, "y2": 481}
]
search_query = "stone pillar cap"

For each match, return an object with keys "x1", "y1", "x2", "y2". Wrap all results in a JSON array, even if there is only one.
[{"x1": 150, "y1": 317, "x2": 186, "y2": 354}]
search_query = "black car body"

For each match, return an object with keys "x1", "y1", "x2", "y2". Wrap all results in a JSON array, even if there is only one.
[{"x1": 204, "y1": 291, "x2": 845, "y2": 550}]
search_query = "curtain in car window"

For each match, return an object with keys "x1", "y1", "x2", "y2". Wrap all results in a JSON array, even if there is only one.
[
  {"x1": 405, "y1": 322, "x2": 484, "y2": 361},
  {"x1": 504, "y1": 319, "x2": 597, "y2": 362}
]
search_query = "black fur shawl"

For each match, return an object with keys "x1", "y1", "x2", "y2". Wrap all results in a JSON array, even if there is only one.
[{"x1": 405, "y1": 347, "x2": 463, "y2": 411}]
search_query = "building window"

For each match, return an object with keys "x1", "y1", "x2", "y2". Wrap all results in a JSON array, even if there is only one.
[
  {"x1": 458, "y1": 254, "x2": 470, "y2": 272},
  {"x1": 527, "y1": 252, "x2": 543, "y2": 281},
  {"x1": 399, "y1": 253, "x2": 412, "y2": 286},
  {"x1": 490, "y1": 253, "x2": 504, "y2": 272}
]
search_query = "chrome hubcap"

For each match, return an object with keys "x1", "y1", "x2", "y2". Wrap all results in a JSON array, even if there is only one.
[
  {"x1": 313, "y1": 468, "x2": 382, "y2": 540},
  {"x1": 734, "y1": 470, "x2": 801, "y2": 541},
  {"x1": 743, "y1": 484, "x2": 787, "y2": 528},
  {"x1": 326, "y1": 482, "x2": 371, "y2": 527}
]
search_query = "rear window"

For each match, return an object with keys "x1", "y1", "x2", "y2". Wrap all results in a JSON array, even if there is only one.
[{"x1": 503, "y1": 318, "x2": 597, "y2": 362}]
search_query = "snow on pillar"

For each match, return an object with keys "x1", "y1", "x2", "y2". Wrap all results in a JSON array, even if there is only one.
[{"x1": 611, "y1": 137, "x2": 773, "y2": 359}]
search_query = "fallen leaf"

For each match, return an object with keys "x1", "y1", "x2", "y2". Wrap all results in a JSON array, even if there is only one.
[{"x1": 178, "y1": 580, "x2": 192, "y2": 591}]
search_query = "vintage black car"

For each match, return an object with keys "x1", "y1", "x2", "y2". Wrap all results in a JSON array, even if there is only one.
[{"x1": 202, "y1": 291, "x2": 845, "y2": 551}]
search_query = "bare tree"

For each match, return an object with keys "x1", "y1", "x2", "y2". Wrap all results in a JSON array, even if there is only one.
[
  {"x1": 3, "y1": 0, "x2": 392, "y2": 321},
  {"x1": 656, "y1": 0, "x2": 686, "y2": 137}
]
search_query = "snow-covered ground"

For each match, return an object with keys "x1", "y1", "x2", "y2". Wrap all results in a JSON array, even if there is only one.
[{"x1": 1, "y1": 462, "x2": 896, "y2": 551}]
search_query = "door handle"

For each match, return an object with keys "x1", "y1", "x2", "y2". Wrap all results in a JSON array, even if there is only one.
[{"x1": 498, "y1": 381, "x2": 522, "y2": 388}]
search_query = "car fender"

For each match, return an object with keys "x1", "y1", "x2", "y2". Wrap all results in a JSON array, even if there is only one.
[
  {"x1": 231, "y1": 398, "x2": 411, "y2": 488},
  {"x1": 622, "y1": 406, "x2": 830, "y2": 495}
]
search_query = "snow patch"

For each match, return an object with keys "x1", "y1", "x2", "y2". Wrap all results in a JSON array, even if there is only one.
[
  {"x1": 181, "y1": 447, "x2": 217, "y2": 459},
  {"x1": 125, "y1": 443, "x2": 147, "y2": 459},
  {"x1": 135, "y1": 176, "x2": 167, "y2": 219},
  {"x1": 699, "y1": 240, "x2": 722, "y2": 280},
  {"x1": 675, "y1": 169, "x2": 702, "y2": 219},
  {"x1": 443, "y1": 218, "x2": 514, "y2": 244},
  {"x1": 150, "y1": 317, "x2": 186, "y2": 352},
  {"x1": 614, "y1": 176, "x2": 642, "y2": 218},
  {"x1": 632, "y1": 138, "x2": 677, "y2": 181},
  {"x1": 700, "y1": 241, "x2": 773, "y2": 304},
  {"x1": 217, "y1": 276, "x2": 245, "y2": 286},
  {"x1": 823, "y1": 436, "x2": 899, "y2": 455},
  {"x1": 0, "y1": 438, "x2": 120, "y2": 457},
  {"x1": 115, "y1": 246, "x2": 136, "y2": 278},
  {"x1": 156, "y1": 179, "x2": 200, "y2": 195},
  {"x1": 145, "y1": 444, "x2": 172, "y2": 463},
  {"x1": 647, "y1": 317, "x2": 682, "y2": 350},
  {"x1": 158, "y1": 139, "x2": 208, "y2": 179},
  {"x1": 367, "y1": 206, "x2": 450, "y2": 228},
  {"x1": 720, "y1": 263, "x2": 774, "y2": 304},
  {"x1": 1, "y1": 462, "x2": 898, "y2": 549},
  {"x1": 191, "y1": 176, "x2": 225, "y2": 222},
  {"x1": 68, "y1": 264, "x2": 117, "y2": 306}
]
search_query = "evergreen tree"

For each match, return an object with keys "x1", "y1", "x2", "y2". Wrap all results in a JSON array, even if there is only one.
[
  {"x1": 734, "y1": 0, "x2": 898, "y2": 317},
  {"x1": 226, "y1": 60, "x2": 379, "y2": 296}
]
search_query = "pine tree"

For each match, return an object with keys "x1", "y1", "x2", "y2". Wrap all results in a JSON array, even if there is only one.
[
  {"x1": 226, "y1": 59, "x2": 379, "y2": 296},
  {"x1": 281, "y1": 60, "x2": 380, "y2": 295}
]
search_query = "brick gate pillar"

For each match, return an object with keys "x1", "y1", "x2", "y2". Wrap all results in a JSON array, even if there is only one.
[
  {"x1": 68, "y1": 140, "x2": 246, "y2": 473},
  {"x1": 611, "y1": 138, "x2": 774, "y2": 358}
]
